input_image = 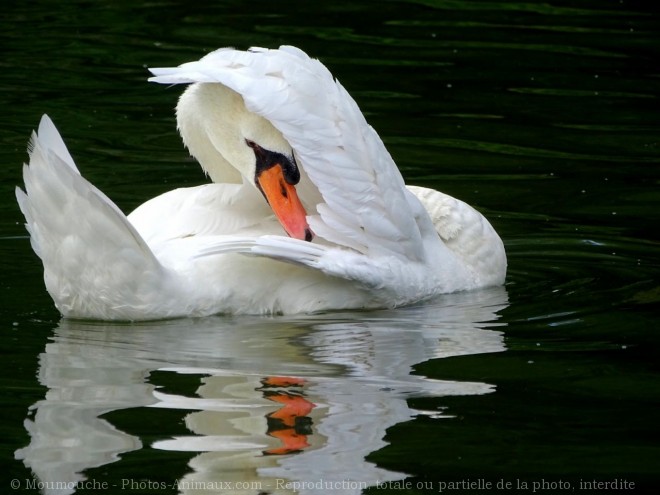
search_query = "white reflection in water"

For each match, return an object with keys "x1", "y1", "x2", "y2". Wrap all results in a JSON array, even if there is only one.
[{"x1": 16, "y1": 287, "x2": 507, "y2": 495}]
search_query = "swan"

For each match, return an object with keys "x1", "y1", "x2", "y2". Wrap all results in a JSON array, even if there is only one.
[{"x1": 16, "y1": 45, "x2": 506, "y2": 320}]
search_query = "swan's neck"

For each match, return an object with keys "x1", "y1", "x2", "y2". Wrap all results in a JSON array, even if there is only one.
[
  {"x1": 176, "y1": 83, "x2": 244, "y2": 183},
  {"x1": 176, "y1": 83, "x2": 292, "y2": 185}
]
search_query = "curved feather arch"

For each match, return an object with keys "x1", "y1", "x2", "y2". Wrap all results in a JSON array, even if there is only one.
[{"x1": 149, "y1": 46, "x2": 425, "y2": 262}]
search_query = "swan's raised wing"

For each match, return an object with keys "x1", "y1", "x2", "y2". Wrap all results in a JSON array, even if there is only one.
[
  {"x1": 149, "y1": 46, "x2": 425, "y2": 262},
  {"x1": 16, "y1": 115, "x2": 166, "y2": 319}
]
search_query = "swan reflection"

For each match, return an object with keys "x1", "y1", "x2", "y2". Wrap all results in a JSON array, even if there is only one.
[{"x1": 16, "y1": 288, "x2": 507, "y2": 494}]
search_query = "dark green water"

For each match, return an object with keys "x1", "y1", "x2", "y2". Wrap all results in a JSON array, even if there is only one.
[{"x1": 2, "y1": 1, "x2": 659, "y2": 494}]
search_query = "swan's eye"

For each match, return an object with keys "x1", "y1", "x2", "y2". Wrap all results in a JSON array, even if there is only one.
[{"x1": 249, "y1": 140, "x2": 300, "y2": 186}]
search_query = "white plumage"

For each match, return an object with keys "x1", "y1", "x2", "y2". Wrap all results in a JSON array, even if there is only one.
[{"x1": 16, "y1": 45, "x2": 506, "y2": 320}]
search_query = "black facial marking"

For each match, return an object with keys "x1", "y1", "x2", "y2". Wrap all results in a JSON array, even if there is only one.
[{"x1": 247, "y1": 139, "x2": 300, "y2": 185}]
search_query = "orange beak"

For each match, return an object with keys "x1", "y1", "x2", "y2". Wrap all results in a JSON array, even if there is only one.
[{"x1": 257, "y1": 164, "x2": 313, "y2": 242}]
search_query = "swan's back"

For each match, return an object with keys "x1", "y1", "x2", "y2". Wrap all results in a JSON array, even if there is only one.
[{"x1": 408, "y1": 185, "x2": 507, "y2": 288}]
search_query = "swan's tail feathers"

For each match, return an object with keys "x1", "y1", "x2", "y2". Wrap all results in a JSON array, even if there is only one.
[{"x1": 16, "y1": 115, "x2": 165, "y2": 319}]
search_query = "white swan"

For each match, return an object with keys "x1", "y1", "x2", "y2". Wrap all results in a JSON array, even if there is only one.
[{"x1": 16, "y1": 45, "x2": 506, "y2": 320}]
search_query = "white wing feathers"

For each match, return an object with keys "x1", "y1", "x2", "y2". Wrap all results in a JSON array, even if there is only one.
[
  {"x1": 194, "y1": 235, "x2": 387, "y2": 289},
  {"x1": 31, "y1": 115, "x2": 79, "y2": 173},
  {"x1": 196, "y1": 235, "x2": 326, "y2": 267},
  {"x1": 16, "y1": 116, "x2": 164, "y2": 315},
  {"x1": 149, "y1": 46, "x2": 425, "y2": 262}
]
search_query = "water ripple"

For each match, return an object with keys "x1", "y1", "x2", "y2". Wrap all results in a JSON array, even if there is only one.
[{"x1": 387, "y1": 136, "x2": 660, "y2": 163}]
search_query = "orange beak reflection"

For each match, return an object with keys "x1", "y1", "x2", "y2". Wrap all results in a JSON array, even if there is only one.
[
  {"x1": 260, "y1": 376, "x2": 315, "y2": 456},
  {"x1": 257, "y1": 164, "x2": 313, "y2": 242}
]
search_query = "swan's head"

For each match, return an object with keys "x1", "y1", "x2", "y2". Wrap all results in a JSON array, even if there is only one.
[{"x1": 176, "y1": 83, "x2": 312, "y2": 241}]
